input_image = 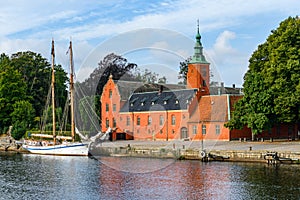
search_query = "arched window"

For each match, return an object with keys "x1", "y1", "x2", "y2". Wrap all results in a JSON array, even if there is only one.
[
  {"x1": 193, "y1": 125, "x2": 197, "y2": 134},
  {"x1": 202, "y1": 124, "x2": 206, "y2": 135},
  {"x1": 113, "y1": 118, "x2": 116, "y2": 128},
  {"x1": 105, "y1": 118, "x2": 109, "y2": 128},
  {"x1": 137, "y1": 116, "x2": 141, "y2": 126},
  {"x1": 159, "y1": 115, "x2": 164, "y2": 126},
  {"x1": 126, "y1": 116, "x2": 130, "y2": 126},
  {"x1": 171, "y1": 115, "x2": 176, "y2": 125},
  {"x1": 148, "y1": 116, "x2": 152, "y2": 125}
]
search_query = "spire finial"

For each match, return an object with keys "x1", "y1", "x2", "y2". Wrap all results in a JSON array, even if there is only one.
[
  {"x1": 189, "y1": 19, "x2": 208, "y2": 64},
  {"x1": 197, "y1": 19, "x2": 199, "y2": 34}
]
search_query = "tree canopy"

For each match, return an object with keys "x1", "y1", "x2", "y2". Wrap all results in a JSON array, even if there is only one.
[
  {"x1": 226, "y1": 16, "x2": 300, "y2": 135},
  {"x1": 0, "y1": 51, "x2": 69, "y2": 139}
]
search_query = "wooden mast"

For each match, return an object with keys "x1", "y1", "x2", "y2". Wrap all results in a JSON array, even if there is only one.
[
  {"x1": 51, "y1": 39, "x2": 56, "y2": 145},
  {"x1": 69, "y1": 40, "x2": 75, "y2": 142}
]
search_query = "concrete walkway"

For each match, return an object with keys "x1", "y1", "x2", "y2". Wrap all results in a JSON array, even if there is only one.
[{"x1": 99, "y1": 139, "x2": 300, "y2": 153}]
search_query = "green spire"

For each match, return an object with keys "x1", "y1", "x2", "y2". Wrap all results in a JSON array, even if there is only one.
[{"x1": 189, "y1": 20, "x2": 209, "y2": 64}]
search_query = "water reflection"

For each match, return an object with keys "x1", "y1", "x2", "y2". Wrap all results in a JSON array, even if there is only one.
[{"x1": 0, "y1": 152, "x2": 300, "y2": 200}]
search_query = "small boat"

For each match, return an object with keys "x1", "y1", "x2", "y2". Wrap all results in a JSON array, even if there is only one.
[{"x1": 22, "y1": 40, "x2": 89, "y2": 156}]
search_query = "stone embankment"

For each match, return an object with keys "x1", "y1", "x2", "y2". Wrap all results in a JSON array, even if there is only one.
[
  {"x1": 0, "y1": 135, "x2": 24, "y2": 152},
  {"x1": 89, "y1": 140, "x2": 300, "y2": 164}
]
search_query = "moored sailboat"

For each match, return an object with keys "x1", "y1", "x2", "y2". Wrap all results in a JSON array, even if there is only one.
[{"x1": 22, "y1": 40, "x2": 88, "y2": 156}]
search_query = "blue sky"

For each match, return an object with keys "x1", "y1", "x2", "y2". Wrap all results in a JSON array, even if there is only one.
[{"x1": 1, "y1": 0, "x2": 299, "y2": 86}]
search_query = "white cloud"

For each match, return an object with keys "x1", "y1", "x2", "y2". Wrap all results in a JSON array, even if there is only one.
[
  {"x1": 210, "y1": 30, "x2": 238, "y2": 64},
  {"x1": 1, "y1": 0, "x2": 300, "y2": 86}
]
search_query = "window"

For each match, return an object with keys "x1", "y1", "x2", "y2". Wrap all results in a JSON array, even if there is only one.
[
  {"x1": 113, "y1": 118, "x2": 116, "y2": 128},
  {"x1": 172, "y1": 130, "x2": 175, "y2": 134},
  {"x1": 105, "y1": 103, "x2": 109, "y2": 112},
  {"x1": 202, "y1": 124, "x2": 206, "y2": 135},
  {"x1": 105, "y1": 119, "x2": 109, "y2": 128},
  {"x1": 148, "y1": 116, "x2": 152, "y2": 125},
  {"x1": 203, "y1": 80, "x2": 207, "y2": 87},
  {"x1": 126, "y1": 116, "x2": 130, "y2": 126},
  {"x1": 215, "y1": 125, "x2": 220, "y2": 135},
  {"x1": 109, "y1": 90, "x2": 112, "y2": 98},
  {"x1": 137, "y1": 116, "x2": 140, "y2": 126},
  {"x1": 201, "y1": 66, "x2": 207, "y2": 77},
  {"x1": 171, "y1": 115, "x2": 176, "y2": 125},
  {"x1": 193, "y1": 125, "x2": 197, "y2": 134},
  {"x1": 113, "y1": 104, "x2": 116, "y2": 112},
  {"x1": 160, "y1": 130, "x2": 163, "y2": 134},
  {"x1": 159, "y1": 115, "x2": 164, "y2": 126}
]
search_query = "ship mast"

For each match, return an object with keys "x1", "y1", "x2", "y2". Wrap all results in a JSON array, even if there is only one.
[
  {"x1": 69, "y1": 41, "x2": 75, "y2": 142},
  {"x1": 51, "y1": 39, "x2": 56, "y2": 145}
]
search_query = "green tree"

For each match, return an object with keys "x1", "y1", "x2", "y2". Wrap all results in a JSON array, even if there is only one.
[
  {"x1": 178, "y1": 57, "x2": 191, "y2": 84},
  {"x1": 10, "y1": 51, "x2": 69, "y2": 130},
  {"x1": 10, "y1": 51, "x2": 51, "y2": 118},
  {"x1": 0, "y1": 61, "x2": 28, "y2": 134},
  {"x1": 226, "y1": 16, "x2": 300, "y2": 138},
  {"x1": 77, "y1": 53, "x2": 137, "y2": 126},
  {"x1": 10, "y1": 100, "x2": 35, "y2": 140},
  {"x1": 134, "y1": 68, "x2": 159, "y2": 83}
]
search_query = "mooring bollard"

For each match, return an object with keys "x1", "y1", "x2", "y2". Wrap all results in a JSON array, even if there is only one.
[{"x1": 249, "y1": 146, "x2": 252, "y2": 151}]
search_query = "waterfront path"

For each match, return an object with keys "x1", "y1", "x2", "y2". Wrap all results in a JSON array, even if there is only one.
[{"x1": 99, "y1": 139, "x2": 300, "y2": 153}]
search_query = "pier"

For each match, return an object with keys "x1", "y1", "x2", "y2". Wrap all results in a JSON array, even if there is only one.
[{"x1": 88, "y1": 140, "x2": 300, "y2": 164}]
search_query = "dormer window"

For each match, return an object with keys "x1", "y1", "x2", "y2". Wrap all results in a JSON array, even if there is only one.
[
  {"x1": 163, "y1": 95, "x2": 172, "y2": 105},
  {"x1": 151, "y1": 96, "x2": 159, "y2": 105},
  {"x1": 140, "y1": 97, "x2": 147, "y2": 106}
]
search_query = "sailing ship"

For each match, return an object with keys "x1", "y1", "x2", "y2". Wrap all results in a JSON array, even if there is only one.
[{"x1": 22, "y1": 40, "x2": 89, "y2": 156}]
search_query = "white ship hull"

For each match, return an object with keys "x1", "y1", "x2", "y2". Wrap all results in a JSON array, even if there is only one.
[{"x1": 22, "y1": 143, "x2": 89, "y2": 156}]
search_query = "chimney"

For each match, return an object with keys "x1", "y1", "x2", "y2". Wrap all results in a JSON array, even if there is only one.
[
  {"x1": 158, "y1": 85, "x2": 163, "y2": 95},
  {"x1": 221, "y1": 82, "x2": 224, "y2": 89},
  {"x1": 232, "y1": 84, "x2": 235, "y2": 89}
]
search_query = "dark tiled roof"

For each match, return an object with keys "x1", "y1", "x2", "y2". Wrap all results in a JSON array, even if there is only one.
[
  {"x1": 120, "y1": 89, "x2": 198, "y2": 112},
  {"x1": 209, "y1": 86, "x2": 243, "y2": 95},
  {"x1": 115, "y1": 80, "x2": 186, "y2": 101},
  {"x1": 115, "y1": 80, "x2": 144, "y2": 101}
]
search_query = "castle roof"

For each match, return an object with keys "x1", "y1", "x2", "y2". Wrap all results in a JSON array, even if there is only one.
[
  {"x1": 115, "y1": 80, "x2": 185, "y2": 101},
  {"x1": 120, "y1": 89, "x2": 198, "y2": 112}
]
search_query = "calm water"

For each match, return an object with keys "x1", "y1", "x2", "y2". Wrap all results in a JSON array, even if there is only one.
[{"x1": 0, "y1": 152, "x2": 300, "y2": 200}]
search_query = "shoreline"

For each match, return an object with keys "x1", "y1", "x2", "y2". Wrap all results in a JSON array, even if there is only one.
[
  {"x1": 89, "y1": 140, "x2": 300, "y2": 164},
  {"x1": 2, "y1": 140, "x2": 300, "y2": 164}
]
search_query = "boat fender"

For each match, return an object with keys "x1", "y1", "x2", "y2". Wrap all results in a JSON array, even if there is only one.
[{"x1": 200, "y1": 150, "x2": 206, "y2": 158}]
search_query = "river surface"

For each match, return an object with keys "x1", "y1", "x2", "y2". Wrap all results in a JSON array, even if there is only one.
[{"x1": 0, "y1": 152, "x2": 300, "y2": 200}]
